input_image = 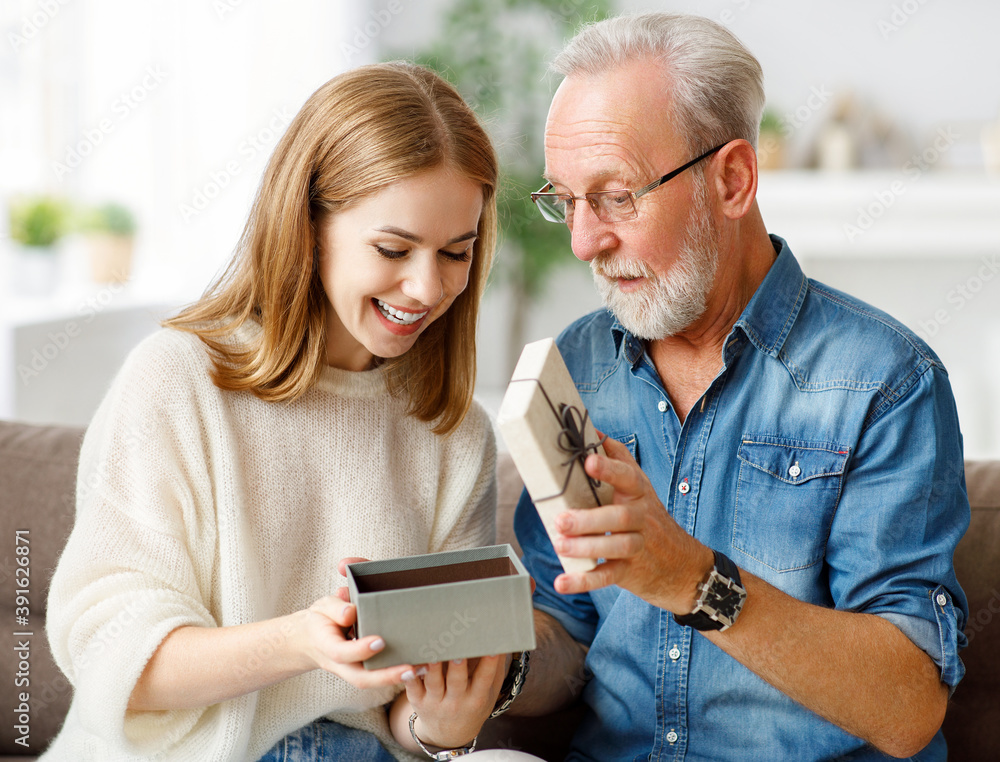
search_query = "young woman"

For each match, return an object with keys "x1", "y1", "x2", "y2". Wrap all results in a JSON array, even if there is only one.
[{"x1": 42, "y1": 62, "x2": 506, "y2": 762}]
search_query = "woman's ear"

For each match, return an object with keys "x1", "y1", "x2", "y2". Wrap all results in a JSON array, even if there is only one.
[{"x1": 712, "y1": 139, "x2": 758, "y2": 221}]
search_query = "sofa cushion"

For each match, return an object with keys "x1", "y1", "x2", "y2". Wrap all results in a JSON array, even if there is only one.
[
  {"x1": 1, "y1": 440, "x2": 997, "y2": 759},
  {"x1": 0, "y1": 422, "x2": 85, "y2": 756},
  {"x1": 942, "y1": 460, "x2": 1000, "y2": 758}
]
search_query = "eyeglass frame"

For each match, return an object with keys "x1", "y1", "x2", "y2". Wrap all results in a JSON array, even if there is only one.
[{"x1": 530, "y1": 142, "x2": 729, "y2": 224}]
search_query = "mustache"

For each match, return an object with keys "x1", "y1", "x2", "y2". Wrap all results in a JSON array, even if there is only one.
[{"x1": 590, "y1": 254, "x2": 655, "y2": 281}]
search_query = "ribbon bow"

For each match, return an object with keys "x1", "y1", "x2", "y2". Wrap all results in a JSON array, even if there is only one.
[
  {"x1": 555, "y1": 402, "x2": 607, "y2": 505},
  {"x1": 510, "y1": 378, "x2": 607, "y2": 506}
]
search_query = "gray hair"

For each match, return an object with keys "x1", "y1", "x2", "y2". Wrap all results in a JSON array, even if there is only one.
[{"x1": 551, "y1": 13, "x2": 765, "y2": 152}]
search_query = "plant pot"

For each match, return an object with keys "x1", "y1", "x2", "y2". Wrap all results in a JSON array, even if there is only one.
[
  {"x1": 87, "y1": 233, "x2": 133, "y2": 284},
  {"x1": 12, "y1": 244, "x2": 60, "y2": 297},
  {"x1": 757, "y1": 130, "x2": 786, "y2": 170}
]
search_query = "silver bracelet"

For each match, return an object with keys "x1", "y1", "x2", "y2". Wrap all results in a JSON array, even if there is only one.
[{"x1": 408, "y1": 711, "x2": 477, "y2": 759}]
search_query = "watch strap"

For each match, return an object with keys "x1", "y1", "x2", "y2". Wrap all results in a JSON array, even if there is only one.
[{"x1": 673, "y1": 550, "x2": 745, "y2": 632}]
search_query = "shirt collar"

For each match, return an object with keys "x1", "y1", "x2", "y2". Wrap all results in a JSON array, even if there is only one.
[
  {"x1": 608, "y1": 234, "x2": 807, "y2": 363},
  {"x1": 733, "y1": 234, "x2": 807, "y2": 358}
]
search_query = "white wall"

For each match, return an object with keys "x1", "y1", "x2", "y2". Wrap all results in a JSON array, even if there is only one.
[
  {"x1": 377, "y1": 1, "x2": 1000, "y2": 457},
  {"x1": 1, "y1": 0, "x2": 366, "y2": 295},
  {"x1": 4, "y1": 0, "x2": 999, "y2": 456}
]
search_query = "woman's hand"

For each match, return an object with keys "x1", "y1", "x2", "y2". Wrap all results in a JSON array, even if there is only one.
[
  {"x1": 293, "y1": 596, "x2": 413, "y2": 688},
  {"x1": 293, "y1": 557, "x2": 413, "y2": 688},
  {"x1": 398, "y1": 654, "x2": 509, "y2": 750}
]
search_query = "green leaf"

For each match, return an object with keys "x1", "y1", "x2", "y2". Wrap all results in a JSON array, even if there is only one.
[{"x1": 8, "y1": 196, "x2": 68, "y2": 248}]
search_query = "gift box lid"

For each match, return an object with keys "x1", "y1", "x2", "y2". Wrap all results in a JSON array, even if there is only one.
[{"x1": 497, "y1": 337, "x2": 611, "y2": 573}]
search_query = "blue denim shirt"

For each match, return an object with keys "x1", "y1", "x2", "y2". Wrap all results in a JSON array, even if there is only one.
[{"x1": 514, "y1": 236, "x2": 969, "y2": 761}]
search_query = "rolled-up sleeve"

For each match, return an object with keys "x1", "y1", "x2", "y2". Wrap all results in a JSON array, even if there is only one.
[{"x1": 826, "y1": 363, "x2": 969, "y2": 690}]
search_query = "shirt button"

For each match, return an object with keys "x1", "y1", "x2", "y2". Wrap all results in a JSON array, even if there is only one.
[
  {"x1": 678, "y1": 480, "x2": 690, "y2": 495},
  {"x1": 669, "y1": 646, "x2": 681, "y2": 661},
  {"x1": 936, "y1": 593, "x2": 947, "y2": 606},
  {"x1": 657, "y1": 400, "x2": 668, "y2": 413},
  {"x1": 788, "y1": 462, "x2": 801, "y2": 478},
  {"x1": 666, "y1": 730, "x2": 679, "y2": 744}
]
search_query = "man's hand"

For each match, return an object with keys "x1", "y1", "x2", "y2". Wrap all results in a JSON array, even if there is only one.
[{"x1": 551, "y1": 434, "x2": 713, "y2": 614}]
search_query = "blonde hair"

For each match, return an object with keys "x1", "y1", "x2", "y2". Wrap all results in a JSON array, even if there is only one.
[
  {"x1": 166, "y1": 62, "x2": 498, "y2": 435},
  {"x1": 552, "y1": 13, "x2": 765, "y2": 154}
]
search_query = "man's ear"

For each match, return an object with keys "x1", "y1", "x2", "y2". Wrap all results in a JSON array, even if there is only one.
[{"x1": 711, "y1": 139, "x2": 758, "y2": 221}]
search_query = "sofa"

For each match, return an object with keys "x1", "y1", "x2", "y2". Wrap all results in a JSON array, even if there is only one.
[{"x1": 1, "y1": 419, "x2": 998, "y2": 760}]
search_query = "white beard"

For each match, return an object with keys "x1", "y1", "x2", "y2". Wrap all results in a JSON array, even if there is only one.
[{"x1": 591, "y1": 180, "x2": 719, "y2": 340}]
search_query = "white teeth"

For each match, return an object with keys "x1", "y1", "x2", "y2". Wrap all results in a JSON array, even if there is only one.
[{"x1": 376, "y1": 299, "x2": 428, "y2": 325}]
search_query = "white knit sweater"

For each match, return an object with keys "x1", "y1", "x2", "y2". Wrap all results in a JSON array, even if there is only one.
[{"x1": 42, "y1": 327, "x2": 497, "y2": 761}]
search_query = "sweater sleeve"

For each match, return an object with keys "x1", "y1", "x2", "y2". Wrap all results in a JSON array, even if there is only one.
[
  {"x1": 428, "y1": 400, "x2": 498, "y2": 554},
  {"x1": 45, "y1": 331, "x2": 223, "y2": 757}
]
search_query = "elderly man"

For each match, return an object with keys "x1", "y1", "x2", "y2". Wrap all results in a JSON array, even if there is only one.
[{"x1": 507, "y1": 12, "x2": 969, "y2": 761}]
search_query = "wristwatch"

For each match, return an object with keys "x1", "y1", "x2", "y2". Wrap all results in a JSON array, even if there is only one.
[{"x1": 673, "y1": 550, "x2": 747, "y2": 631}]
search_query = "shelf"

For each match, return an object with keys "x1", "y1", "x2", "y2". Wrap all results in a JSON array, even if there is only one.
[{"x1": 756, "y1": 171, "x2": 1000, "y2": 260}]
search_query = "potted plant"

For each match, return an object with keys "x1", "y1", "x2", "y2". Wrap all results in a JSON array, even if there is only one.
[
  {"x1": 757, "y1": 110, "x2": 787, "y2": 170},
  {"x1": 401, "y1": 0, "x2": 615, "y2": 376},
  {"x1": 81, "y1": 202, "x2": 136, "y2": 284},
  {"x1": 8, "y1": 195, "x2": 68, "y2": 296}
]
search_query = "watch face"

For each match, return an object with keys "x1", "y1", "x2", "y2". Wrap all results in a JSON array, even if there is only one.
[
  {"x1": 714, "y1": 582, "x2": 743, "y2": 618},
  {"x1": 705, "y1": 572, "x2": 746, "y2": 625}
]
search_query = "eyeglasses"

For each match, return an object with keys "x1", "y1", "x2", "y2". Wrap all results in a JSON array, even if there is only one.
[{"x1": 530, "y1": 142, "x2": 728, "y2": 225}]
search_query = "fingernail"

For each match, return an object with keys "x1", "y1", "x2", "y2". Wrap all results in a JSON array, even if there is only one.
[
  {"x1": 370, "y1": 637, "x2": 385, "y2": 652},
  {"x1": 452, "y1": 658, "x2": 464, "y2": 665},
  {"x1": 401, "y1": 670, "x2": 415, "y2": 682},
  {"x1": 416, "y1": 666, "x2": 428, "y2": 677},
  {"x1": 556, "y1": 514, "x2": 571, "y2": 531}
]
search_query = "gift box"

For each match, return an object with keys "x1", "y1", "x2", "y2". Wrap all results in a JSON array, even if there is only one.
[
  {"x1": 346, "y1": 544, "x2": 536, "y2": 670},
  {"x1": 496, "y1": 337, "x2": 612, "y2": 573}
]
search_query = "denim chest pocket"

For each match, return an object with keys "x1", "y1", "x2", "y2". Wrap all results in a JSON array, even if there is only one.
[
  {"x1": 732, "y1": 435, "x2": 849, "y2": 572},
  {"x1": 605, "y1": 432, "x2": 637, "y2": 462}
]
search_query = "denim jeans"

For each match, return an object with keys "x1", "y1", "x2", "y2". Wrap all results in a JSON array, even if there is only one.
[{"x1": 257, "y1": 718, "x2": 397, "y2": 762}]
